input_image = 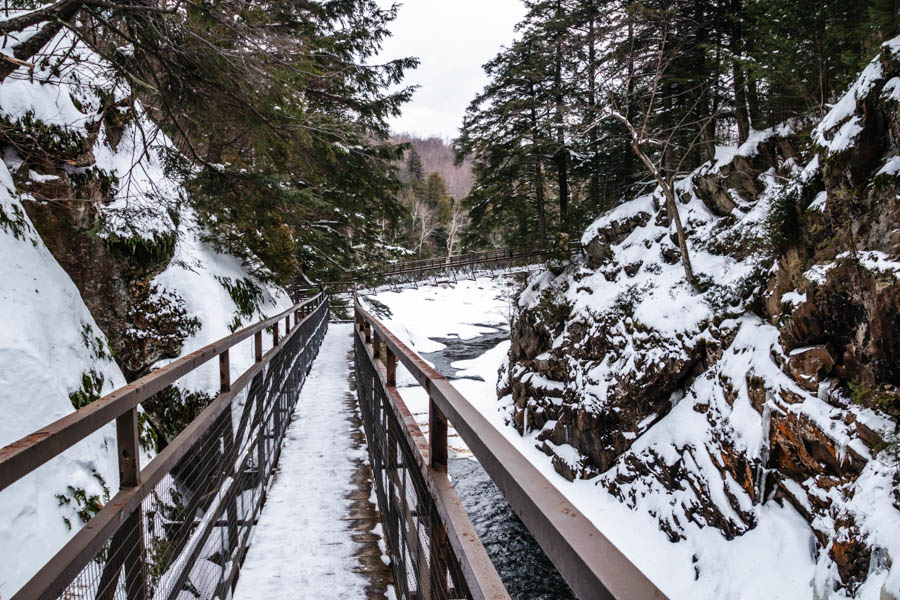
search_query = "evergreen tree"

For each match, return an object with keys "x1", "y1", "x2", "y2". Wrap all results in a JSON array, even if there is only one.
[
  {"x1": 1, "y1": 0, "x2": 418, "y2": 285},
  {"x1": 456, "y1": 0, "x2": 898, "y2": 253},
  {"x1": 455, "y1": 35, "x2": 555, "y2": 248},
  {"x1": 424, "y1": 172, "x2": 450, "y2": 209},
  {"x1": 407, "y1": 148, "x2": 426, "y2": 183}
]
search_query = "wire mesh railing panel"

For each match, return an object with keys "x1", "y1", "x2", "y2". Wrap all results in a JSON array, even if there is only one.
[
  {"x1": 52, "y1": 298, "x2": 329, "y2": 600},
  {"x1": 355, "y1": 332, "x2": 471, "y2": 600}
]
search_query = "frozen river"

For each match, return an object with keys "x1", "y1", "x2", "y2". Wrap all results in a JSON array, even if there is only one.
[{"x1": 365, "y1": 278, "x2": 574, "y2": 599}]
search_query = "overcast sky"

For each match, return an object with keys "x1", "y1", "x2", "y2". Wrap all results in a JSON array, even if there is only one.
[{"x1": 376, "y1": 0, "x2": 526, "y2": 140}]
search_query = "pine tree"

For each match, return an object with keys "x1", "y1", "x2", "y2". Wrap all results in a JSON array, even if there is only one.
[
  {"x1": 455, "y1": 35, "x2": 555, "y2": 248},
  {"x1": 1, "y1": 0, "x2": 419, "y2": 285},
  {"x1": 455, "y1": 0, "x2": 897, "y2": 255},
  {"x1": 407, "y1": 149, "x2": 425, "y2": 183}
]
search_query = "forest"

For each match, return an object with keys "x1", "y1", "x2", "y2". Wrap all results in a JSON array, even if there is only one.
[
  {"x1": 455, "y1": 0, "x2": 898, "y2": 254},
  {"x1": 3, "y1": 0, "x2": 896, "y2": 283},
  {"x1": 2, "y1": 0, "x2": 900, "y2": 598}
]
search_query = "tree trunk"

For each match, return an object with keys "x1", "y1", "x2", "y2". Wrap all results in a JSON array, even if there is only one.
[
  {"x1": 553, "y1": 1, "x2": 569, "y2": 234},
  {"x1": 731, "y1": 0, "x2": 750, "y2": 143},
  {"x1": 622, "y1": 12, "x2": 635, "y2": 196},
  {"x1": 529, "y1": 84, "x2": 547, "y2": 248},
  {"x1": 694, "y1": 1, "x2": 716, "y2": 163},
  {"x1": 662, "y1": 182, "x2": 696, "y2": 287},
  {"x1": 535, "y1": 159, "x2": 547, "y2": 248},
  {"x1": 588, "y1": 14, "x2": 601, "y2": 211}
]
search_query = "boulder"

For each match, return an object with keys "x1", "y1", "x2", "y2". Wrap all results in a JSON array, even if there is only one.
[
  {"x1": 787, "y1": 345, "x2": 836, "y2": 391},
  {"x1": 584, "y1": 211, "x2": 651, "y2": 268}
]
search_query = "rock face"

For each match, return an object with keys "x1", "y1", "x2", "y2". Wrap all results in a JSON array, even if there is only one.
[
  {"x1": 22, "y1": 199, "x2": 192, "y2": 381},
  {"x1": 504, "y1": 39, "x2": 900, "y2": 598}
]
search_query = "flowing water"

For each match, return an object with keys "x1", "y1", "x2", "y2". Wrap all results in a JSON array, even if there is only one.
[{"x1": 421, "y1": 332, "x2": 576, "y2": 600}]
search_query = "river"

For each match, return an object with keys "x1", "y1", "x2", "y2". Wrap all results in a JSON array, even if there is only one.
[{"x1": 421, "y1": 332, "x2": 576, "y2": 600}]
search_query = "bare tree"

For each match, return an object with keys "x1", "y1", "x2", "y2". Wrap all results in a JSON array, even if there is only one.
[
  {"x1": 596, "y1": 7, "x2": 719, "y2": 291},
  {"x1": 444, "y1": 197, "x2": 468, "y2": 258},
  {"x1": 405, "y1": 189, "x2": 438, "y2": 256}
]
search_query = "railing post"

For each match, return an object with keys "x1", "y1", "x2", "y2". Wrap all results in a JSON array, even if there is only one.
[
  {"x1": 373, "y1": 331, "x2": 381, "y2": 360},
  {"x1": 386, "y1": 347, "x2": 396, "y2": 387},
  {"x1": 220, "y1": 349, "x2": 231, "y2": 392},
  {"x1": 255, "y1": 331, "x2": 263, "y2": 362},
  {"x1": 430, "y1": 510, "x2": 451, "y2": 599},
  {"x1": 273, "y1": 321, "x2": 280, "y2": 346},
  {"x1": 364, "y1": 321, "x2": 372, "y2": 344},
  {"x1": 116, "y1": 408, "x2": 147, "y2": 600},
  {"x1": 429, "y1": 390, "x2": 448, "y2": 472}
]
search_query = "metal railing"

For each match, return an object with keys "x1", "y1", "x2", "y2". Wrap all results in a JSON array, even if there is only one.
[
  {"x1": 355, "y1": 307, "x2": 509, "y2": 600},
  {"x1": 0, "y1": 292, "x2": 329, "y2": 599},
  {"x1": 354, "y1": 300, "x2": 667, "y2": 600},
  {"x1": 292, "y1": 244, "x2": 584, "y2": 298}
]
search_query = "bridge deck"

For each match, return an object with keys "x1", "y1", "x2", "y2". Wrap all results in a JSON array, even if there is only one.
[{"x1": 234, "y1": 324, "x2": 393, "y2": 599}]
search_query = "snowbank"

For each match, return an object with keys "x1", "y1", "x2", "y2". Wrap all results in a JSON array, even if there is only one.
[{"x1": 0, "y1": 162, "x2": 124, "y2": 594}]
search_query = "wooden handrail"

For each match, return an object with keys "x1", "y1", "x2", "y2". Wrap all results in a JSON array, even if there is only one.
[
  {"x1": 355, "y1": 299, "x2": 667, "y2": 600},
  {"x1": 0, "y1": 292, "x2": 326, "y2": 493}
]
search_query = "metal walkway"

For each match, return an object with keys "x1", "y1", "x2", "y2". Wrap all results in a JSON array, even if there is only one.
[
  {"x1": 290, "y1": 245, "x2": 584, "y2": 298},
  {"x1": 0, "y1": 287, "x2": 667, "y2": 600},
  {"x1": 234, "y1": 324, "x2": 392, "y2": 599}
]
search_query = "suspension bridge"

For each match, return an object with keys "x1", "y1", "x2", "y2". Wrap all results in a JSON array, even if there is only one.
[{"x1": 0, "y1": 248, "x2": 667, "y2": 600}]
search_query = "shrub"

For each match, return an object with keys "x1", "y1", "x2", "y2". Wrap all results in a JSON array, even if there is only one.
[
  {"x1": 55, "y1": 471, "x2": 111, "y2": 529},
  {"x1": 69, "y1": 370, "x2": 106, "y2": 410}
]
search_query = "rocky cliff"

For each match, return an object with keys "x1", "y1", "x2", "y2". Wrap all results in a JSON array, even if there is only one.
[
  {"x1": 0, "y1": 29, "x2": 291, "y2": 593},
  {"x1": 503, "y1": 38, "x2": 900, "y2": 599}
]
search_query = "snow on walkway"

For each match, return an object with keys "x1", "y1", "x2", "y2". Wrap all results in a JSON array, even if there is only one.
[{"x1": 234, "y1": 323, "x2": 388, "y2": 599}]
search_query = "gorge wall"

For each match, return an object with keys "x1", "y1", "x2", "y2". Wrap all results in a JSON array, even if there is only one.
[
  {"x1": 503, "y1": 38, "x2": 900, "y2": 599},
  {"x1": 0, "y1": 30, "x2": 291, "y2": 593}
]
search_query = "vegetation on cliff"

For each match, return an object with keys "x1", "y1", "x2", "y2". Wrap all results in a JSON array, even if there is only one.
[{"x1": 503, "y1": 38, "x2": 900, "y2": 598}]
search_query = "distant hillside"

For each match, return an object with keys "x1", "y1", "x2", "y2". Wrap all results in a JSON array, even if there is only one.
[{"x1": 392, "y1": 134, "x2": 474, "y2": 198}]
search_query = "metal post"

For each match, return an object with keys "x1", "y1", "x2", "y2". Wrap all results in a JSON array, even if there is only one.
[
  {"x1": 116, "y1": 408, "x2": 147, "y2": 600},
  {"x1": 430, "y1": 510, "x2": 451, "y2": 599},
  {"x1": 219, "y1": 349, "x2": 231, "y2": 392},
  {"x1": 428, "y1": 391, "x2": 448, "y2": 471},
  {"x1": 386, "y1": 348, "x2": 397, "y2": 387}
]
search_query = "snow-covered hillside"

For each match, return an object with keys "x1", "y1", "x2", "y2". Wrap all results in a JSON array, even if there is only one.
[
  {"x1": 505, "y1": 38, "x2": 900, "y2": 599},
  {"x1": 0, "y1": 160, "x2": 125, "y2": 595},
  {"x1": 0, "y1": 28, "x2": 292, "y2": 595}
]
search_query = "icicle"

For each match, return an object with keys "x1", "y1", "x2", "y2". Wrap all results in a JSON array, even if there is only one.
[{"x1": 756, "y1": 397, "x2": 773, "y2": 502}]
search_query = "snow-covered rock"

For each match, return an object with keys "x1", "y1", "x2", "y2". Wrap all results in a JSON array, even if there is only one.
[
  {"x1": 0, "y1": 27, "x2": 293, "y2": 596},
  {"x1": 505, "y1": 36, "x2": 900, "y2": 600},
  {"x1": 0, "y1": 161, "x2": 124, "y2": 594}
]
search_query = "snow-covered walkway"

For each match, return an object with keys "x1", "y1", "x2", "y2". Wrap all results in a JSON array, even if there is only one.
[{"x1": 234, "y1": 324, "x2": 391, "y2": 599}]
